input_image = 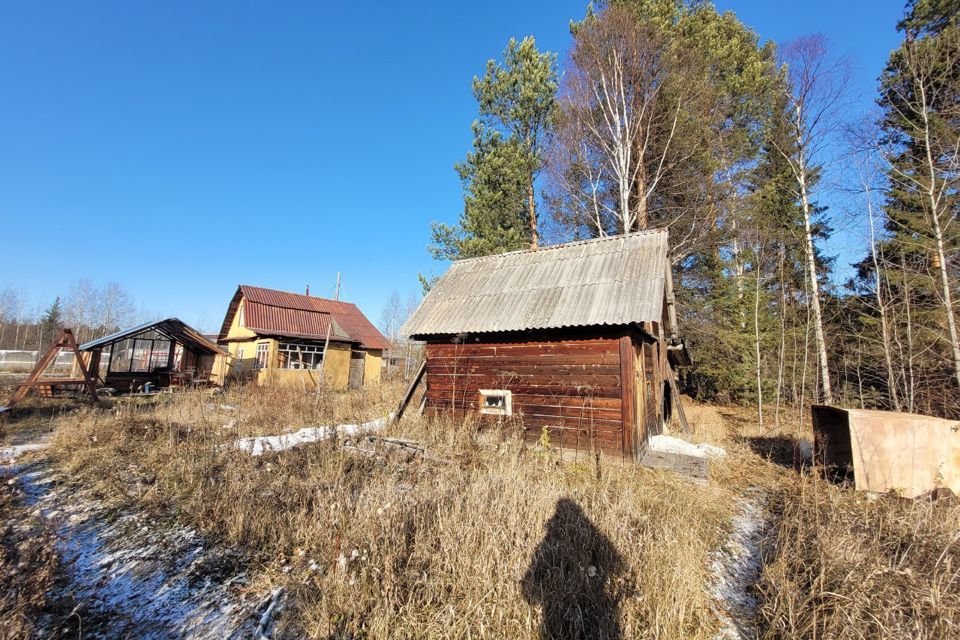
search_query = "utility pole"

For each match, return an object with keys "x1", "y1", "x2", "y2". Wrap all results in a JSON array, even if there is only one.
[{"x1": 319, "y1": 272, "x2": 341, "y2": 387}]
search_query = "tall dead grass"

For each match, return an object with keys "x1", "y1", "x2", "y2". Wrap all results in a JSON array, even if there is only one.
[
  {"x1": 0, "y1": 483, "x2": 61, "y2": 640},
  {"x1": 758, "y1": 474, "x2": 960, "y2": 639},
  {"x1": 48, "y1": 385, "x2": 735, "y2": 639}
]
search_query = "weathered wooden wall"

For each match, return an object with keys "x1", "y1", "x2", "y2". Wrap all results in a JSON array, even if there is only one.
[
  {"x1": 424, "y1": 333, "x2": 631, "y2": 458},
  {"x1": 422, "y1": 326, "x2": 675, "y2": 462}
]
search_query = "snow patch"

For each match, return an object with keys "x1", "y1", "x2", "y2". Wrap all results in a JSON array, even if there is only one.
[
  {"x1": 1, "y1": 442, "x2": 48, "y2": 461},
  {"x1": 2, "y1": 451, "x2": 265, "y2": 638},
  {"x1": 712, "y1": 489, "x2": 768, "y2": 640},
  {"x1": 649, "y1": 435, "x2": 726, "y2": 459},
  {"x1": 235, "y1": 415, "x2": 389, "y2": 457}
]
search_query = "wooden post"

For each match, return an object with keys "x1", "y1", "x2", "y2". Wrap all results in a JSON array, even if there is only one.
[
  {"x1": 667, "y1": 366, "x2": 690, "y2": 434},
  {"x1": 619, "y1": 335, "x2": 636, "y2": 462},
  {"x1": 318, "y1": 272, "x2": 342, "y2": 387},
  {"x1": 88, "y1": 349, "x2": 103, "y2": 383}
]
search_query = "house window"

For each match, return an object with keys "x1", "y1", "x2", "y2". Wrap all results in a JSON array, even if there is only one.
[
  {"x1": 255, "y1": 343, "x2": 270, "y2": 369},
  {"x1": 479, "y1": 389, "x2": 512, "y2": 416},
  {"x1": 278, "y1": 342, "x2": 325, "y2": 370}
]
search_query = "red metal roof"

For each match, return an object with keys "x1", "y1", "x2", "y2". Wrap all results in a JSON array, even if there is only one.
[
  {"x1": 243, "y1": 302, "x2": 353, "y2": 343},
  {"x1": 218, "y1": 285, "x2": 392, "y2": 350}
]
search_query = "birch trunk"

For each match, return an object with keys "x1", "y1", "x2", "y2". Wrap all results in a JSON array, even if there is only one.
[
  {"x1": 635, "y1": 157, "x2": 649, "y2": 230},
  {"x1": 754, "y1": 247, "x2": 764, "y2": 428},
  {"x1": 919, "y1": 83, "x2": 960, "y2": 387},
  {"x1": 795, "y1": 124, "x2": 833, "y2": 405},
  {"x1": 863, "y1": 173, "x2": 901, "y2": 409}
]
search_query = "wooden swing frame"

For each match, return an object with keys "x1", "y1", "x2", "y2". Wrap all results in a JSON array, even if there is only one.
[{"x1": 6, "y1": 329, "x2": 101, "y2": 409}]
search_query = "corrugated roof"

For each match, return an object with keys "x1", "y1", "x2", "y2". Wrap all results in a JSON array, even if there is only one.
[
  {"x1": 243, "y1": 302, "x2": 353, "y2": 343},
  {"x1": 80, "y1": 318, "x2": 226, "y2": 355},
  {"x1": 402, "y1": 229, "x2": 669, "y2": 338},
  {"x1": 217, "y1": 285, "x2": 392, "y2": 350}
]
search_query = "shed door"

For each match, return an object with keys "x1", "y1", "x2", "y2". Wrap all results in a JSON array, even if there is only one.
[{"x1": 349, "y1": 351, "x2": 365, "y2": 389}]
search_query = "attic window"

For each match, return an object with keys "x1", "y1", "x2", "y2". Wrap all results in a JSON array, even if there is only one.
[{"x1": 479, "y1": 389, "x2": 512, "y2": 416}]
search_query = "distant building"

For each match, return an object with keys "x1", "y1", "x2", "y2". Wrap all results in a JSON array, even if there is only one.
[
  {"x1": 402, "y1": 229, "x2": 690, "y2": 461},
  {"x1": 214, "y1": 285, "x2": 391, "y2": 389}
]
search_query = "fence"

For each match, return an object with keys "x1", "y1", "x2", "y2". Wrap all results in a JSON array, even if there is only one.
[{"x1": 0, "y1": 349, "x2": 78, "y2": 373}]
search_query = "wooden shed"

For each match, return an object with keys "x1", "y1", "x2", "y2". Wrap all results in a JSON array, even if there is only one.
[{"x1": 402, "y1": 229, "x2": 690, "y2": 461}]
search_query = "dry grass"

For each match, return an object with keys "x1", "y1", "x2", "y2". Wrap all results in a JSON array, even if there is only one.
[
  {"x1": 0, "y1": 483, "x2": 60, "y2": 640},
  {"x1": 46, "y1": 384, "x2": 736, "y2": 639},
  {"x1": 757, "y1": 475, "x2": 960, "y2": 639},
  {"x1": 24, "y1": 384, "x2": 957, "y2": 638},
  {"x1": 680, "y1": 400, "x2": 960, "y2": 639}
]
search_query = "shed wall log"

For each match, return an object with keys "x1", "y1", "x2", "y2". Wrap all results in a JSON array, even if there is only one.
[{"x1": 424, "y1": 334, "x2": 633, "y2": 458}]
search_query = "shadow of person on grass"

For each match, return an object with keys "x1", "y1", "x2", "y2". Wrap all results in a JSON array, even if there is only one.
[{"x1": 521, "y1": 498, "x2": 627, "y2": 640}]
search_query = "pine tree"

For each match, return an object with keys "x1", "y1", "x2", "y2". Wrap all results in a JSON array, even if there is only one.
[
  {"x1": 430, "y1": 37, "x2": 557, "y2": 260},
  {"x1": 430, "y1": 125, "x2": 533, "y2": 260},
  {"x1": 37, "y1": 296, "x2": 63, "y2": 351},
  {"x1": 40, "y1": 297, "x2": 62, "y2": 333}
]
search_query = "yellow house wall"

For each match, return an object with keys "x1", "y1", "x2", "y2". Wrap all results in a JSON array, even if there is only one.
[
  {"x1": 251, "y1": 341, "x2": 351, "y2": 390},
  {"x1": 225, "y1": 299, "x2": 257, "y2": 340},
  {"x1": 363, "y1": 349, "x2": 382, "y2": 385},
  {"x1": 211, "y1": 299, "x2": 259, "y2": 384},
  {"x1": 322, "y1": 342, "x2": 351, "y2": 389},
  {"x1": 209, "y1": 337, "x2": 271, "y2": 385},
  {"x1": 211, "y1": 354, "x2": 228, "y2": 384},
  {"x1": 258, "y1": 368, "x2": 321, "y2": 388}
]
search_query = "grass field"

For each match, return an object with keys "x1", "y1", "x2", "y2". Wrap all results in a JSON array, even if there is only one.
[{"x1": 2, "y1": 383, "x2": 958, "y2": 639}]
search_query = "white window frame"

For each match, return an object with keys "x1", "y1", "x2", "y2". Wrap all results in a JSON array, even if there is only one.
[
  {"x1": 278, "y1": 342, "x2": 325, "y2": 370},
  {"x1": 254, "y1": 342, "x2": 270, "y2": 369},
  {"x1": 479, "y1": 389, "x2": 512, "y2": 416}
]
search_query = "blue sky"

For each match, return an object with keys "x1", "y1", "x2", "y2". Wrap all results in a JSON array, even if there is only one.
[{"x1": 0, "y1": 1, "x2": 904, "y2": 332}]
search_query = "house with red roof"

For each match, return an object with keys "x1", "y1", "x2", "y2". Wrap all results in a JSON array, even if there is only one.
[{"x1": 213, "y1": 285, "x2": 391, "y2": 389}]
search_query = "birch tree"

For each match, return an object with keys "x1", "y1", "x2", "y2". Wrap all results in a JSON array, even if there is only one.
[
  {"x1": 96, "y1": 282, "x2": 136, "y2": 336},
  {"x1": 879, "y1": 17, "x2": 960, "y2": 387},
  {"x1": 859, "y1": 153, "x2": 902, "y2": 409},
  {"x1": 775, "y1": 35, "x2": 850, "y2": 405},
  {"x1": 65, "y1": 278, "x2": 97, "y2": 343},
  {"x1": 550, "y1": 6, "x2": 694, "y2": 236}
]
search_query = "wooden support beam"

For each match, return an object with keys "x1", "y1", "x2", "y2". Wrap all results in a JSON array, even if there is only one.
[
  {"x1": 667, "y1": 366, "x2": 690, "y2": 434},
  {"x1": 392, "y1": 360, "x2": 426, "y2": 424},
  {"x1": 88, "y1": 349, "x2": 103, "y2": 383}
]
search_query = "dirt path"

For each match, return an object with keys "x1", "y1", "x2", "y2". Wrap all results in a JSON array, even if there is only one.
[
  {"x1": 711, "y1": 488, "x2": 769, "y2": 640},
  {"x1": 1, "y1": 444, "x2": 275, "y2": 639}
]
